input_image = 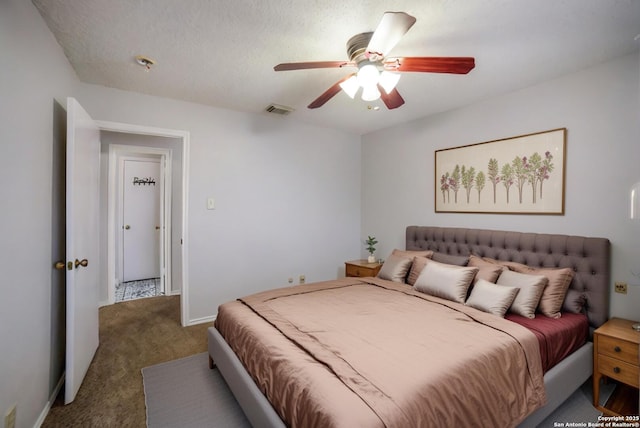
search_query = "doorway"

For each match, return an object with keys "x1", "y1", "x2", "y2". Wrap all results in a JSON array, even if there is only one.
[
  {"x1": 106, "y1": 144, "x2": 173, "y2": 305},
  {"x1": 117, "y1": 156, "x2": 163, "y2": 302},
  {"x1": 98, "y1": 121, "x2": 191, "y2": 327}
]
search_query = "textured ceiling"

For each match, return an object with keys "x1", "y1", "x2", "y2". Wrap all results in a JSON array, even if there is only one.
[{"x1": 33, "y1": 0, "x2": 640, "y2": 135}]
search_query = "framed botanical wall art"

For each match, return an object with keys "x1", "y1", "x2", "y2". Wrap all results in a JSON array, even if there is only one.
[{"x1": 435, "y1": 128, "x2": 566, "y2": 214}]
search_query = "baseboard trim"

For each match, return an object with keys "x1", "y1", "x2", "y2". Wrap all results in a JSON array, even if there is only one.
[
  {"x1": 188, "y1": 314, "x2": 216, "y2": 326},
  {"x1": 34, "y1": 372, "x2": 64, "y2": 428}
]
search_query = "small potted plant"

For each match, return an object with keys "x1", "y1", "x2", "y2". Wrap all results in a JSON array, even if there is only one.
[{"x1": 365, "y1": 235, "x2": 378, "y2": 263}]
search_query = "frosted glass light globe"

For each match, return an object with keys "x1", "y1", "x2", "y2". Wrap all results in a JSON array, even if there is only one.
[{"x1": 357, "y1": 64, "x2": 380, "y2": 88}]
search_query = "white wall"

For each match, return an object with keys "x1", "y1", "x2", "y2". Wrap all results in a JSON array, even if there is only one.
[
  {"x1": 0, "y1": 0, "x2": 79, "y2": 426},
  {"x1": 75, "y1": 83, "x2": 363, "y2": 323},
  {"x1": 362, "y1": 52, "x2": 640, "y2": 320}
]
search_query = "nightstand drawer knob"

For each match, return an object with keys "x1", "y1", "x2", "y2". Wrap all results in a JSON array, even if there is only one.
[
  {"x1": 613, "y1": 366, "x2": 621, "y2": 374},
  {"x1": 614, "y1": 346, "x2": 621, "y2": 353}
]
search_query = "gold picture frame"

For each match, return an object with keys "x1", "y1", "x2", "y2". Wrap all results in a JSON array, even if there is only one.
[{"x1": 435, "y1": 128, "x2": 566, "y2": 214}]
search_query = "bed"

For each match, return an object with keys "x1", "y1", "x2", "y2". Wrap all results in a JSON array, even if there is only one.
[{"x1": 208, "y1": 226, "x2": 610, "y2": 427}]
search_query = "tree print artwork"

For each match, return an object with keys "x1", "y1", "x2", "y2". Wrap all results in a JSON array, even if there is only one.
[
  {"x1": 500, "y1": 163, "x2": 514, "y2": 204},
  {"x1": 450, "y1": 165, "x2": 461, "y2": 203},
  {"x1": 475, "y1": 171, "x2": 485, "y2": 203},
  {"x1": 487, "y1": 158, "x2": 500, "y2": 204},
  {"x1": 434, "y1": 129, "x2": 565, "y2": 214},
  {"x1": 461, "y1": 165, "x2": 476, "y2": 203},
  {"x1": 440, "y1": 172, "x2": 450, "y2": 203}
]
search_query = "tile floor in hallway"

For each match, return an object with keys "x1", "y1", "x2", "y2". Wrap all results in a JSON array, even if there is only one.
[{"x1": 115, "y1": 278, "x2": 162, "y2": 302}]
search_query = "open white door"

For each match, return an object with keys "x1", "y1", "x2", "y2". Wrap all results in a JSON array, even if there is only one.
[{"x1": 65, "y1": 97, "x2": 101, "y2": 404}]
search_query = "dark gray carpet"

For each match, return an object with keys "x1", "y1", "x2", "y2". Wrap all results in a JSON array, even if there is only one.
[
  {"x1": 537, "y1": 380, "x2": 616, "y2": 427},
  {"x1": 142, "y1": 352, "x2": 251, "y2": 428},
  {"x1": 143, "y1": 352, "x2": 617, "y2": 428}
]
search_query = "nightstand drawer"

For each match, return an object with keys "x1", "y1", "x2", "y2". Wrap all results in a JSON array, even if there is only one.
[
  {"x1": 345, "y1": 260, "x2": 382, "y2": 278},
  {"x1": 346, "y1": 264, "x2": 372, "y2": 277},
  {"x1": 598, "y1": 354, "x2": 639, "y2": 388},
  {"x1": 598, "y1": 335, "x2": 639, "y2": 365}
]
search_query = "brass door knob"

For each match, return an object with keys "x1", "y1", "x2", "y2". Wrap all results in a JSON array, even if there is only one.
[
  {"x1": 125, "y1": 225, "x2": 131, "y2": 230},
  {"x1": 155, "y1": 226, "x2": 160, "y2": 230},
  {"x1": 75, "y1": 258, "x2": 89, "y2": 268},
  {"x1": 54, "y1": 261, "x2": 66, "y2": 270}
]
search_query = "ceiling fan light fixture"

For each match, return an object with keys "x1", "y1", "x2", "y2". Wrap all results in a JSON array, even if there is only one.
[
  {"x1": 357, "y1": 63, "x2": 380, "y2": 88},
  {"x1": 339, "y1": 76, "x2": 359, "y2": 99},
  {"x1": 379, "y1": 71, "x2": 401, "y2": 94},
  {"x1": 361, "y1": 85, "x2": 381, "y2": 101}
]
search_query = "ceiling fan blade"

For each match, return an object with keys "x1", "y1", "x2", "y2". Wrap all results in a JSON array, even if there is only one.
[
  {"x1": 384, "y1": 57, "x2": 475, "y2": 74},
  {"x1": 274, "y1": 61, "x2": 355, "y2": 71},
  {"x1": 377, "y1": 85, "x2": 405, "y2": 110},
  {"x1": 366, "y1": 12, "x2": 416, "y2": 58},
  {"x1": 307, "y1": 74, "x2": 356, "y2": 109}
]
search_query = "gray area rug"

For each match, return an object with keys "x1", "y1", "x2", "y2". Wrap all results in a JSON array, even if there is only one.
[
  {"x1": 142, "y1": 352, "x2": 251, "y2": 428},
  {"x1": 142, "y1": 352, "x2": 616, "y2": 428}
]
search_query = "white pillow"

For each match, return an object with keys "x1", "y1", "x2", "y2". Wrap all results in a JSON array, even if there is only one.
[
  {"x1": 466, "y1": 279, "x2": 519, "y2": 317},
  {"x1": 496, "y1": 270, "x2": 547, "y2": 319},
  {"x1": 413, "y1": 260, "x2": 478, "y2": 303}
]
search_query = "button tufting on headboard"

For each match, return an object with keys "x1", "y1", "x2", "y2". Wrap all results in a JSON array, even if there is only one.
[{"x1": 406, "y1": 226, "x2": 611, "y2": 330}]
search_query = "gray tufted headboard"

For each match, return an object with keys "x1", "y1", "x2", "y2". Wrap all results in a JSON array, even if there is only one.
[{"x1": 406, "y1": 226, "x2": 611, "y2": 330}]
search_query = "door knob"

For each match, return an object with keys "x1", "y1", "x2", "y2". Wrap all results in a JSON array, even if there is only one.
[
  {"x1": 125, "y1": 225, "x2": 131, "y2": 230},
  {"x1": 75, "y1": 258, "x2": 89, "y2": 268},
  {"x1": 54, "y1": 261, "x2": 66, "y2": 270},
  {"x1": 155, "y1": 226, "x2": 160, "y2": 230}
]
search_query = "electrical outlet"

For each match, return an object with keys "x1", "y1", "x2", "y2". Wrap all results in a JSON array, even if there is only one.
[
  {"x1": 5, "y1": 405, "x2": 16, "y2": 428},
  {"x1": 299, "y1": 275, "x2": 305, "y2": 284},
  {"x1": 614, "y1": 282, "x2": 627, "y2": 294}
]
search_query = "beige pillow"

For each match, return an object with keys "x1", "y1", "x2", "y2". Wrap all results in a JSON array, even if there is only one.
[
  {"x1": 414, "y1": 260, "x2": 478, "y2": 303},
  {"x1": 466, "y1": 279, "x2": 519, "y2": 317},
  {"x1": 508, "y1": 265, "x2": 575, "y2": 319},
  {"x1": 389, "y1": 250, "x2": 433, "y2": 284},
  {"x1": 468, "y1": 255, "x2": 505, "y2": 285},
  {"x1": 377, "y1": 254, "x2": 414, "y2": 283},
  {"x1": 482, "y1": 258, "x2": 576, "y2": 318},
  {"x1": 496, "y1": 270, "x2": 547, "y2": 319},
  {"x1": 392, "y1": 249, "x2": 434, "y2": 260},
  {"x1": 406, "y1": 256, "x2": 431, "y2": 286}
]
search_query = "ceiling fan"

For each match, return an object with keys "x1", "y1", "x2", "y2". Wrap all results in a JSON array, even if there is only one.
[{"x1": 274, "y1": 11, "x2": 475, "y2": 110}]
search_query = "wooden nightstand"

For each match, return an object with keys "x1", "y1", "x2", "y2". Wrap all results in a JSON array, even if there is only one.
[
  {"x1": 345, "y1": 259, "x2": 382, "y2": 278},
  {"x1": 593, "y1": 318, "x2": 640, "y2": 416}
]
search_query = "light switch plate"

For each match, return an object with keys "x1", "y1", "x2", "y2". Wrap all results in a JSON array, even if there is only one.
[{"x1": 207, "y1": 198, "x2": 215, "y2": 210}]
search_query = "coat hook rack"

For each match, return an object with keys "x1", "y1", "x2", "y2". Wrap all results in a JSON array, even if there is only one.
[{"x1": 133, "y1": 176, "x2": 156, "y2": 186}]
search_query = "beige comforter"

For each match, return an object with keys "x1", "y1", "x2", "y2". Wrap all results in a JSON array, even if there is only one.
[{"x1": 215, "y1": 277, "x2": 546, "y2": 428}]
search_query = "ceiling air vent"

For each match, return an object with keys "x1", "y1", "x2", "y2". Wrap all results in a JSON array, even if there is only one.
[{"x1": 265, "y1": 103, "x2": 294, "y2": 115}]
